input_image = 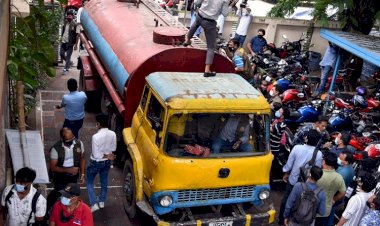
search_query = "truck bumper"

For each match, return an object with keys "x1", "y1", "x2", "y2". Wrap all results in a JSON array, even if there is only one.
[{"x1": 156, "y1": 209, "x2": 276, "y2": 226}]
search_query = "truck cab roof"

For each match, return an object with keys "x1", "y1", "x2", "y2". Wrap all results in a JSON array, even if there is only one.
[{"x1": 146, "y1": 72, "x2": 270, "y2": 111}]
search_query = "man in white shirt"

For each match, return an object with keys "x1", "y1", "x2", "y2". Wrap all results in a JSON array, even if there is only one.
[
  {"x1": 234, "y1": 6, "x2": 252, "y2": 47},
  {"x1": 0, "y1": 167, "x2": 46, "y2": 226},
  {"x1": 336, "y1": 175, "x2": 377, "y2": 226},
  {"x1": 86, "y1": 114, "x2": 116, "y2": 212}
]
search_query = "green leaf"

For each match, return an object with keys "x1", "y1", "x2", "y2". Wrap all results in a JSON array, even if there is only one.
[{"x1": 21, "y1": 64, "x2": 38, "y2": 78}]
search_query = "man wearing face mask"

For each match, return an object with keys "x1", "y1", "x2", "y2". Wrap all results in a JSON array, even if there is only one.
[
  {"x1": 247, "y1": 28, "x2": 267, "y2": 56},
  {"x1": 330, "y1": 131, "x2": 353, "y2": 157},
  {"x1": 327, "y1": 151, "x2": 355, "y2": 226},
  {"x1": 60, "y1": 11, "x2": 77, "y2": 74},
  {"x1": 270, "y1": 107, "x2": 290, "y2": 153},
  {"x1": 336, "y1": 175, "x2": 377, "y2": 226},
  {"x1": 269, "y1": 85, "x2": 282, "y2": 110},
  {"x1": 225, "y1": 38, "x2": 239, "y2": 60},
  {"x1": 359, "y1": 193, "x2": 380, "y2": 226},
  {"x1": 50, "y1": 183, "x2": 93, "y2": 226},
  {"x1": 0, "y1": 167, "x2": 46, "y2": 226},
  {"x1": 47, "y1": 128, "x2": 85, "y2": 215},
  {"x1": 234, "y1": 6, "x2": 252, "y2": 47}
]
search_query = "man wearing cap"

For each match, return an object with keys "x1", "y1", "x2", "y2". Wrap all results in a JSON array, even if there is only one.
[
  {"x1": 86, "y1": 114, "x2": 116, "y2": 212},
  {"x1": 50, "y1": 183, "x2": 93, "y2": 226}
]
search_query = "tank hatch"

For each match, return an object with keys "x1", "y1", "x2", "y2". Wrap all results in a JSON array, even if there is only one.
[{"x1": 153, "y1": 27, "x2": 186, "y2": 45}]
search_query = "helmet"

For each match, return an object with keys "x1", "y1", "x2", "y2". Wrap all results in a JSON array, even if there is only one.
[
  {"x1": 356, "y1": 86, "x2": 367, "y2": 96},
  {"x1": 352, "y1": 95, "x2": 368, "y2": 108}
]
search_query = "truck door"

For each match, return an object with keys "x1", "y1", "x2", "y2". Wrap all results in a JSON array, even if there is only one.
[{"x1": 137, "y1": 91, "x2": 166, "y2": 187}]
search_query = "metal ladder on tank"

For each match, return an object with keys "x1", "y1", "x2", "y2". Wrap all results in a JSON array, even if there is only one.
[{"x1": 141, "y1": 0, "x2": 207, "y2": 49}]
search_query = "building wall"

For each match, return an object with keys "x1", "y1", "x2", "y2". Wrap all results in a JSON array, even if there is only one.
[
  {"x1": 181, "y1": 14, "x2": 341, "y2": 55},
  {"x1": 0, "y1": 0, "x2": 10, "y2": 190}
]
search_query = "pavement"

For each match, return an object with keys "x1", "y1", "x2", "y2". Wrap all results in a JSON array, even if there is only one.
[
  {"x1": 34, "y1": 49, "x2": 133, "y2": 225},
  {"x1": 32, "y1": 49, "x2": 286, "y2": 225}
]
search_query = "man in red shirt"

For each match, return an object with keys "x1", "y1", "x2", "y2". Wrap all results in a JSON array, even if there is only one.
[{"x1": 50, "y1": 183, "x2": 93, "y2": 226}]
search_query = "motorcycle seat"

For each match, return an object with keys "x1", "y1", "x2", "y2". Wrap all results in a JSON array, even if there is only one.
[{"x1": 288, "y1": 111, "x2": 302, "y2": 120}]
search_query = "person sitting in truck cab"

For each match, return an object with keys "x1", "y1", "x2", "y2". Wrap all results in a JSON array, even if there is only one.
[{"x1": 212, "y1": 114, "x2": 253, "y2": 153}]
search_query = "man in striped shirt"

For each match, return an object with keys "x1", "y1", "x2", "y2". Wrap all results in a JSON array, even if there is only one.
[
  {"x1": 336, "y1": 175, "x2": 377, "y2": 226},
  {"x1": 270, "y1": 107, "x2": 290, "y2": 152}
]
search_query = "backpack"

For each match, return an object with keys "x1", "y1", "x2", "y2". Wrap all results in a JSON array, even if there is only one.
[
  {"x1": 291, "y1": 183, "x2": 322, "y2": 225},
  {"x1": 4, "y1": 187, "x2": 42, "y2": 226}
]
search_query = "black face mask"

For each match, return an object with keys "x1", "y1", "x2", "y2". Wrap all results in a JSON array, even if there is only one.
[
  {"x1": 366, "y1": 201, "x2": 372, "y2": 209},
  {"x1": 60, "y1": 210, "x2": 74, "y2": 223},
  {"x1": 63, "y1": 139, "x2": 74, "y2": 147},
  {"x1": 229, "y1": 47, "x2": 234, "y2": 52},
  {"x1": 258, "y1": 35, "x2": 263, "y2": 39}
]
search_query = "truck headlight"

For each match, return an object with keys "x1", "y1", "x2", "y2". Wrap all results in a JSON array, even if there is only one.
[
  {"x1": 159, "y1": 195, "x2": 173, "y2": 207},
  {"x1": 259, "y1": 190, "x2": 270, "y2": 200}
]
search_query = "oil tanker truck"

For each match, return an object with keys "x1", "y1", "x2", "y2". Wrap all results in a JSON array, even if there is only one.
[{"x1": 78, "y1": 0, "x2": 275, "y2": 225}]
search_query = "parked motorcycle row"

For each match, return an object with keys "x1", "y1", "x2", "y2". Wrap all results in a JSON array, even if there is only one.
[{"x1": 260, "y1": 35, "x2": 380, "y2": 204}]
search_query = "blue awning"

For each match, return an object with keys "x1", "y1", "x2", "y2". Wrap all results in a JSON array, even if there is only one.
[{"x1": 320, "y1": 29, "x2": 380, "y2": 67}]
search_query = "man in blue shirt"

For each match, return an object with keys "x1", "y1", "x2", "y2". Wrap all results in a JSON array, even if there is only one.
[
  {"x1": 278, "y1": 129, "x2": 323, "y2": 225},
  {"x1": 284, "y1": 166, "x2": 327, "y2": 226},
  {"x1": 56, "y1": 78, "x2": 87, "y2": 138},
  {"x1": 314, "y1": 42, "x2": 338, "y2": 97},
  {"x1": 247, "y1": 28, "x2": 267, "y2": 56},
  {"x1": 359, "y1": 193, "x2": 380, "y2": 226}
]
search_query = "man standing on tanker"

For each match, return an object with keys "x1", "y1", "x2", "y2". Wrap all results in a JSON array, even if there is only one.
[{"x1": 183, "y1": 0, "x2": 239, "y2": 77}]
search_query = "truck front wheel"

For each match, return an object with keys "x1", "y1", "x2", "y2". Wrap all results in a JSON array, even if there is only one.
[{"x1": 123, "y1": 159, "x2": 137, "y2": 218}]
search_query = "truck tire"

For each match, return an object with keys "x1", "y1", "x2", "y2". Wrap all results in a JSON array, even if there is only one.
[
  {"x1": 79, "y1": 69, "x2": 84, "y2": 91},
  {"x1": 123, "y1": 159, "x2": 137, "y2": 218}
]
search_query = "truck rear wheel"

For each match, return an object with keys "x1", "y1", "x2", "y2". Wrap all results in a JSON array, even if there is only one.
[{"x1": 123, "y1": 159, "x2": 137, "y2": 218}]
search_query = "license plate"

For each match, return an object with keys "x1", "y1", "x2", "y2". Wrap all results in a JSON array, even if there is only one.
[{"x1": 209, "y1": 221, "x2": 233, "y2": 226}]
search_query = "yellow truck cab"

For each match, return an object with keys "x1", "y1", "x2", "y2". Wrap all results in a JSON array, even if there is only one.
[{"x1": 123, "y1": 72, "x2": 275, "y2": 225}]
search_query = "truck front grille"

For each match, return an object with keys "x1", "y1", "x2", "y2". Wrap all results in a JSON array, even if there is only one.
[{"x1": 177, "y1": 186, "x2": 255, "y2": 203}]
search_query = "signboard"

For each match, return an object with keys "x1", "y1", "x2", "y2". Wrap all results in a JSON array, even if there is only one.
[{"x1": 5, "y1": 129, "x2": 50, "y2": 184}]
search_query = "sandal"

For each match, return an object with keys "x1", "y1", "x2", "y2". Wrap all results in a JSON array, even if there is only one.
[{"x1": 203, "y1": 72, "x2": 216, "y2": 77}]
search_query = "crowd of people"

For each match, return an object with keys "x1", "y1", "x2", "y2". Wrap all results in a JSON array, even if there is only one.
[
  {"x1": 0, "y1": 77, "x2": 116, "y2": 226},
  {"x1": 1, "y1": 0, "x2": 380, "y2": 225}
]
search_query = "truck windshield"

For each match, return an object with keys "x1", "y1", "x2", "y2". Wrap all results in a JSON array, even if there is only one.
[{"x1": 165, "y1": 113, "x2": 269, "y2": 158}]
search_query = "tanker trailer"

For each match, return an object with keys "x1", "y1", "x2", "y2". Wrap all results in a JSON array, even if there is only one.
[{"x1": 78, "y1": 0, "x2": 275, "y2": 225}]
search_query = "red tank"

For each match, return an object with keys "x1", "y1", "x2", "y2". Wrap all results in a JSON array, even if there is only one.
[{"x1": 80, "y1": 0, "x2": 235, "y2": 126}]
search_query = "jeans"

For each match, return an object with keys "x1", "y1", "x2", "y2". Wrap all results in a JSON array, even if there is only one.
[
  {"x1": 63, "y1": 118, "x2": 84, "y2": 139},
  {"x1": 86, "y1": 160, "x2": 111, "y2": 206},
  {"x1": 212, "y1": 136, "x2": 253, "y2": 154},
  {"x1": 317, "y1": 65, "x2": 333, "y2": 93},
  {"x1": 278, "y1": 182, "x2": 294, "y2": 224},
  {"x1": 234, "y1": 34, "x2": 247, "y2": 47},
  {"x1": 59, "y1": 43, "x2": 74, "y2": 70}
]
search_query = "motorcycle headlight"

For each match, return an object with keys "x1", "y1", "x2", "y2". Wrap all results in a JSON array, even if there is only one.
[
  {"x1": 297, "y1": 93, "x2": 305, "y2": 98},
  {"x1": 259, "y1": 190, "x2": 270, "y2": 200},
  {"x1": 159, "y1": 195, "x2": 173, "y2": 207}
]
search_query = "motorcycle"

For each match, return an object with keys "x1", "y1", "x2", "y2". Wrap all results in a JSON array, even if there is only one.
[{"x1": 285, "y1": 100, "x2": 322, "y2": 131}]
